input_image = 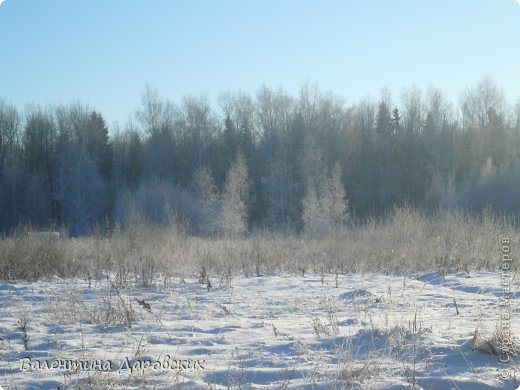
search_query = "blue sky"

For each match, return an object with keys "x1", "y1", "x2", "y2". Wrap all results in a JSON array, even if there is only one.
[{"x1": 0, "y1": 0, "x2": 519, "y2": 125}]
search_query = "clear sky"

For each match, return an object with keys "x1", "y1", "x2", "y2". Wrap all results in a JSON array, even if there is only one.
[{"x1": 0, "y1": 0, "x2": 519, "y2": 126}]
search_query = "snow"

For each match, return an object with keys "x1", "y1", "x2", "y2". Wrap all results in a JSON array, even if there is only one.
[{"x1": 0, "y1": 271, "x2": 518, "y2": 389}]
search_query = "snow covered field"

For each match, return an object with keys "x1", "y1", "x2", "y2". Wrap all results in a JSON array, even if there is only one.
[{"x1": 0, "y1": 271, "x2": 519, "y2": 389}]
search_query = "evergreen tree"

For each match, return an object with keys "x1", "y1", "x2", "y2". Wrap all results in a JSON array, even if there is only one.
[
  {"x1": 126, "y1": 131, "x2": 144, "y2": 190},
  {"x1": 85, "y1": 111, "x2": 113, "y2": 180},
  {"x1": 375, "y1": 101, "x2": 393, "y2": 213}
]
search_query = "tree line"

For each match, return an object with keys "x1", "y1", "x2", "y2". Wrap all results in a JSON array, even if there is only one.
[{"x1": 1, "y1": 78, "x2": 520, "y2": 236}]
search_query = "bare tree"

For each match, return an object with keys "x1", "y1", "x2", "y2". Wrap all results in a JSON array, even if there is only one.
[
  {"x1": 0, "y1": 99, "x2": 20, "y2": 170},
  {"x1": 302, "y1": 161, "x2": 349, "y2": 238},
  {"x1": 302, "y1": 184, "x2": 323, "y2": 238},
  {"x1": 322, "y1": 162, "x2": 349, "y2": 228},
  {"x1": 57, "y1": 148, "x2": 107, "y2": 236},
  {"x1": 221, "y1": 152, "x2": 249, "y2": 237},
  {"x1": 136, "y1": 84, "x2": 164, "y2": 136},
  {"x1": 192, "y1": 167, "x2": 219, "y2": 236},
  {"x1": 460, "y1": 77, "x2": 505, "y2": 129}
]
